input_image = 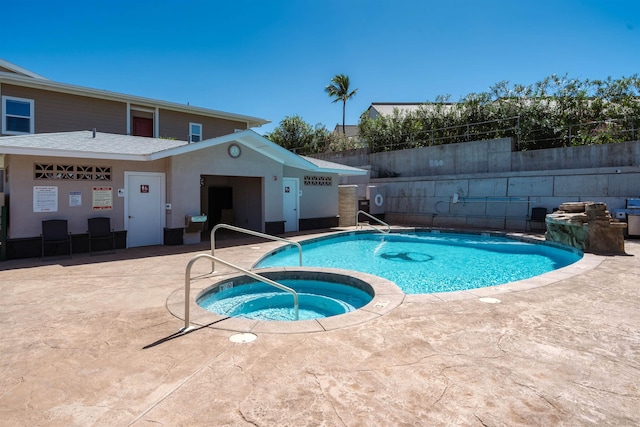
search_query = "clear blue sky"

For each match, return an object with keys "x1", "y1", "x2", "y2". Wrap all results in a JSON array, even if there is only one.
[{"x1": 3, "y1": 0, "x2": 639, "y2": 135}]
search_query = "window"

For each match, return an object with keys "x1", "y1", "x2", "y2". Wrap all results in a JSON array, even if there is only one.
[
  {"x1": 2, "y1": 96, "x2": 34, "y2": 135},
  {"x1": 189, "y1": 122, "x2": 202, "y2": 143}
]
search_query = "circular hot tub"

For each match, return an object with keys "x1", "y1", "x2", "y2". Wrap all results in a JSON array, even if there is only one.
[{"x1": 197, "y1": 270, "x2": 374, "y2": 321}]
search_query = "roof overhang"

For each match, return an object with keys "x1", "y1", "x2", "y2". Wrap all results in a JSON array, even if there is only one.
[
  {"x1": 0, "y1": 70, "x2": 269, "y2": 128},
  {"x1": 0, "y1": 59, "x2": 49, "y2": 80}
]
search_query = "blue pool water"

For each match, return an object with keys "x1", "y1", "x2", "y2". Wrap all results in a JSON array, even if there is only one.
[
  {"x1": 197, "y1": 279, "x2": 373, "y2": 321},
  {"x1": 255, "y1": 232, "x2": 582, "y2": 294}
]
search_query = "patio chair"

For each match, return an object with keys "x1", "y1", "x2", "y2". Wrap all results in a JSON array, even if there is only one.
[
  {"x1": 527, "y1": 207, "x2": 548, "y2": 231},
  {"x1": 41, "y1": 219, "x2": 72, "y2": 259},
  {"x1": 88, "y1": 217, "x2": 116, "y2": 255}
]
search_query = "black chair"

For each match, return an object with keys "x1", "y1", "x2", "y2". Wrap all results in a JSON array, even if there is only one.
[
  {"x1": 527, "y1": 207, "x2": 548, "y2": 231},
  {"x1": 41, "y1": 219, "x2": 72, "y2": 259},
  {"x1": 88, "y1": 217, "x2": 116, "y2": 255}
]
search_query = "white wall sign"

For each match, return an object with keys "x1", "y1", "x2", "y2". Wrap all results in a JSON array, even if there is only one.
[
  {"x1": 33, "y1": 186, "x2": 58, "y2": 212},
  {"x1": 92, "y1": 186, "x2": 113, "y2": 211},
  {"x1": 69, "y1": 191, "x2": 82, "y2": 207}
]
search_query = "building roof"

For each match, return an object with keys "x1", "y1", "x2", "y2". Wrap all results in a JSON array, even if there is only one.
[
  {"x1": 0, "y1": 59, "x2": 49, "y2": 80},
  {"x1": 332, "y1": 124, "x2": 360, "y2": 138},
  {"x1": 0, "y1": 129, "x2": 367, "y2": 175},
  {"x1": 367, "y1": 102, "x2": 457, "y2": 119},
  {"x1": 0, "y1": 59, "x2": 269, "y2": 128},
  {"x1": 0, "y1": 131, "x2": 185, "y2": 160},
  {"x1": 299, "y1": 155, "x2": 366, "y2": 175},
  {"x1": 369, "y1": 103, "x2": 427, "y2": 117}
]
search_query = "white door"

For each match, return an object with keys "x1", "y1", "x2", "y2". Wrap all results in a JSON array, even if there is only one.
[
  {"x1": 283, "y1": 177, "x2": 299, "y2": 232},
  {"x1": 125, "y1": 172, "x2": 165, "y2": 247}
]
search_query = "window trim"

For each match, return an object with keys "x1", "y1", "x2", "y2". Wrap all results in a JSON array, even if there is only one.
[
  {"x1": 2, "y1": 95, "x2": 35, "y2": 135},
  {"x1": 189, "y1": 122, "x2": 202, "y2": 143}
]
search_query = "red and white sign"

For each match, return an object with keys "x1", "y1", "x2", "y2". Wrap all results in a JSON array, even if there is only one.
[{"x1": 92, "y1": 186, "x2": 113, "y2": 211}]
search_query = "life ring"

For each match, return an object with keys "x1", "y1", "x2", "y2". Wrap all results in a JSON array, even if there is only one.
[{"x1": 374, "y1": 193, "x2": 384, "y2": 207}]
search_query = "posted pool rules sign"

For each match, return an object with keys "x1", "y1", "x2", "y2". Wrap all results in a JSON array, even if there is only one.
[
  {"x1": 92, "y1": 186, "x2": 113, "y2": 211},
  {"x1": 33, "y1": 186, "x2": 58, "y2": 212}
]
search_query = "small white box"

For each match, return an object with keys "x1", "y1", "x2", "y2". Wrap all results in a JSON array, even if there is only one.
[{"x1": 613, "y1": 210, "x2": 626, "y2": 219}]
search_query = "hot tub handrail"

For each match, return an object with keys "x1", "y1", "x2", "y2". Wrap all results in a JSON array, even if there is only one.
[
  {"x1": 355, "y1": 210, "x2": 390, "y2": 234},
  {"x1": 182, "y1": 253, "x2": 299, "y2": 332},
  {"x1": 210, "y1": 224, "x2": 302, "y2": 273}
]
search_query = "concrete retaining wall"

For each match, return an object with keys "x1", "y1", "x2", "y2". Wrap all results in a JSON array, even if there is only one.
[
  {"x1": 378, "y1": 166, "x2": 640, "y2": 230},
  {"x1": 323, "y1": 139, "x2": 640, "y2": 177},
  {"x1": 512, "y1": 141, "x2": 640, "y2": 172},
  {"x1": 329, "y1": 139, "x2": 640, "y2": 231}
]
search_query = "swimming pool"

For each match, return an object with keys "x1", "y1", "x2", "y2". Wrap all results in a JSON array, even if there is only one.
[{"x1": 255, "y1": 231, "x2": 582, "y2": 294}]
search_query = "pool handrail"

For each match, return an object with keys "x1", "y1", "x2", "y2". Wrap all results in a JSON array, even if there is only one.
[
  {"x1": 182, "y1": 253, "x2": 299, "y2": 332},
  {"x1": 355, "y1": 210, "x2": 391, "y2": 234},
  {"x1": 210, "y1": 223, "x2": 302, "y2": 273}
]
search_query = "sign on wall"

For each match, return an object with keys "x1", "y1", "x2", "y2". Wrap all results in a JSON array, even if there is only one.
[
  {"x1": 92, "y1": 186, "x2": 113, "y2": 211},
  {"x1": 69, "y1": 191, "x2": 82, "y2": 207},
  {"x1": 33, "y1": 186, "x2": 58, "y2": 212}
]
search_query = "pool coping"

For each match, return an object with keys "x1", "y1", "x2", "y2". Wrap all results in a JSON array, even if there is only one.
[
  {"x1": 166, "y1": 267, "x2": 406, "y2": 334},
  {"x1": 166, "y1": 228, "x2": 605, "y2": 334}
]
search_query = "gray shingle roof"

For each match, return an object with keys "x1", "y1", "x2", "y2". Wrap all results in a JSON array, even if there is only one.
[
  {"x1": 0, "y1": 130, "x2": 367, "y2": 176},
  {"x1": 0, "y1": 131, "x2": 187, "y2": 160},
  {"x1": 332, "y1": 124, "x2": 360, "y2": 138},
  {"x1": 368, "y1": 102, "x2": 457, "y2": 119},
  {"x1": 300, "y1": 155, "x2": 366, "y2": 174}
]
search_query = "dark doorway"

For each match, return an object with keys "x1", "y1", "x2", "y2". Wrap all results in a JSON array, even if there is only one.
[
  {"x1": 208, "y1": 187, "x2": 233, "y2": 230},
  {"x1": 132, "y1": 117, "x2": 154, "y2": 137}
]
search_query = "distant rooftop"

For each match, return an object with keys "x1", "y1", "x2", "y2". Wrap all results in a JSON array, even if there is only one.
[
  {"x1": 367, "y1": 102, "x2": 456, "y2": 119},
  {"x1": 332, "y1": 124, "x2": 360, "y2": 138}
]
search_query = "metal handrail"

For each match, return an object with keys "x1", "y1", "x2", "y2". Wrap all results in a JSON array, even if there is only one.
[
  {"x1": 210, "y1": 224, "x2": 302, "y2": 273},
  {"x1": 355, "y1": 210, "x2": 391, "y2": 233},
  {"x1": 182, "y1": 253, "x2": 299, "y2": 332}
]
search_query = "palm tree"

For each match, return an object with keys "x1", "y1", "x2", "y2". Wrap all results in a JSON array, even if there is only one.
[{"x1": 325, "y1": 74, "x2": 358, "y2": 136}]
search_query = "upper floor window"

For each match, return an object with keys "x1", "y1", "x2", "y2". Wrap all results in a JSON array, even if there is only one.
[
  {"x1": 2, "y1": 96, "x2": 34, "y2": 135},
  {"x1": 190, "y1": 122, "x2": 202, "y2": 143}
]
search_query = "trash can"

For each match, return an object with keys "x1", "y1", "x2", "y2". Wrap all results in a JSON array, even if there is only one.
[
  {"x1": 164, "y1": 227, "x2": 183, "y2": 246},
  {"x1": 358, "y1": 199, "x2": 370, "y2": 213}
]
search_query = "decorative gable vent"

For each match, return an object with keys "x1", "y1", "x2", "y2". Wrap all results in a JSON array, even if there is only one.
[
  {"x1": 34, "y1": 164, "x2": 112, "y2": 181},
  {"x1": 304, "y1": 176, "x2": 332, "y2": 186}
]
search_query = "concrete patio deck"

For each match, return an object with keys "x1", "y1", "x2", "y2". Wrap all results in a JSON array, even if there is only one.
[{"x1": 0, "y1": 229, "x2": 638, "y2": 426}]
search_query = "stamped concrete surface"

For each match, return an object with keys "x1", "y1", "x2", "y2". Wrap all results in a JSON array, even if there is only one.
[{"x1": 0, "y1": 231, "x2": 638, "y2": 426}]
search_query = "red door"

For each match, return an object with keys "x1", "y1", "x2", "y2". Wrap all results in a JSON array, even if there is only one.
[{"x1": 132, "y1": 117, "x2": 154, "y2": 137}]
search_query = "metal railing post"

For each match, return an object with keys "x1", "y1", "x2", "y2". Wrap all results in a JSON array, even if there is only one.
[
  {"x1": 183, "y1": 253, "x2": 299, "y2": 332},
  {"x1": 355, "y1": 210, "x2": 390, "y2": 233},
  {"x1": 209, "y1": 223, "x2": 303, "y2": 273}
]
